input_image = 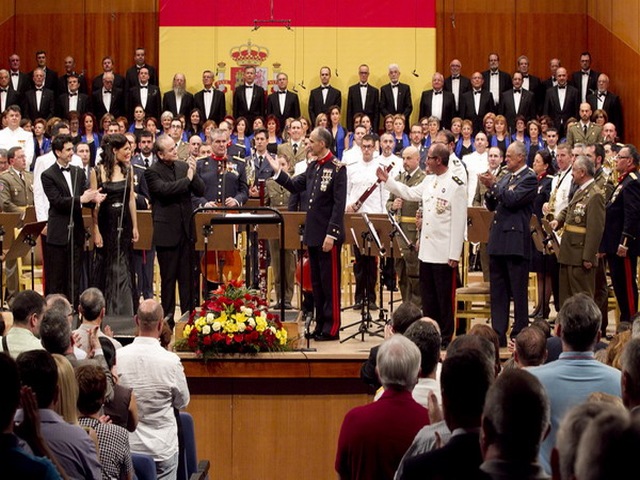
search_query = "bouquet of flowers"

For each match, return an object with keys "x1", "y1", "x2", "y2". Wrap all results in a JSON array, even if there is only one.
[{"x1": 180, "y1": 280, "x2": 288, "y2": 356}]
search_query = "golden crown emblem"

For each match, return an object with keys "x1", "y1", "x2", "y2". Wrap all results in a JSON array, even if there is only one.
[{"x1": 230, "y1": 40, "x2": 269, "y2": 67}]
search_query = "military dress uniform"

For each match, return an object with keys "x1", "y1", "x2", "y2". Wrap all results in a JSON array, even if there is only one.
[
  {"x1": 599, "y1": 170, "x2": 640, "y2": 323},
  {"x1": 386, "y1": 167, "x2": 426, "y2": 308},
  {"x1": 556, "y1": 179, "x2": 605, "y2": 306},
  {"x1": 385, "y1": 168, "x2": 467, "y2": 344},
  {"x1": 593, "y1": 166, "x2": 615, "y2": 329},
  {"x1": 275, "y1": 151, "x2": 347, "y2": 340},
  {"x1": 192, "y1": 156, "x2": 248, "y2": 208},
  {"x1": 265, "y1": 179, "x2": 295, "y2": 307},
  {"x1": 0, "y1": 168, "x2": 34, "y2": 304}
]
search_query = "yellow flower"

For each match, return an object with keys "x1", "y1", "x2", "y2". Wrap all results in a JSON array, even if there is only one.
[
  {"x1": 183, "y1": 324, "x2": 192, "y2": 338},
  {"x1": 223, "y1": 320, "x2": 238, "y2": 333},
  {"x1": 256, "y1": 317, "x2": 267, "y2": 332},
  {"x1": 276, "y1": 327, "x2": 288, "y2": 345},
  {"x1": 233, "y1": 312, "x2": 247, "y2": 324}
]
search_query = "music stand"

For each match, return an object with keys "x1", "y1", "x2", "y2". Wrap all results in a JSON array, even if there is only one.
[
  {"x1": 6, "y1": 221, "x2": 47, "y2": 291},
  {"x1": 340, "y1": 213, "x2": 388, "y2": 343},
  {"x1": 386, "y1": 211, "x2": 415, "y2": 314},
  {"x1": 0, "y1": 212, "x2": 22, "y2": 309}
]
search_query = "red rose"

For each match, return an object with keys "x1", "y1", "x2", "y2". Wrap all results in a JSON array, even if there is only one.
[
  {"x1": 203, "y1": 335, "x2": 212, "y2": 346},
  {"x1": 212, "y1": 333, "x2": 224, "y2": 343}
]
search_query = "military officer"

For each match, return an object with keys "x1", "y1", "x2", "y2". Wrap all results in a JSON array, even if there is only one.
[
  {"x1": 566, "y1": 102, "x2": 603, "y2": 147},
  {"x1": 551, "y1": 155, "x2": 605, "y2": 306},
  {"x1": 386, "y1": 146, "x2": 425, "y2": 308},
  {"x1": 0, "y1": 146, "x2": 34, "y2": 305},
  {"x1": 599, "y1": 144, "x2": 640, "y2": 324},
  {"x1": 193, "y1": 128, "x2": 248, "y2": 209},
  {"x1": 267, "y1": 127, "x2": 347, "y2": 341},
  {"x1": 378, "y1": 142, "x2": 467, "y2": 346}
]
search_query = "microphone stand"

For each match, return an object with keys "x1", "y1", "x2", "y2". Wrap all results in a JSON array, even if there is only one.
[
  {"x1": 116, "y1": 165, "x2": 129, "y2": 293},
  {"x1": 68, "y1": 167, "x2": 77, "y2": 307},
  {"x1": 0, "y1": 225, "x2": 6, "y2": 310}
]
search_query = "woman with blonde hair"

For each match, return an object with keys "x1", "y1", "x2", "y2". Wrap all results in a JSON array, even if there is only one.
[{"x1": 52, "y1": 354, "x2": 79, "y2": 424}]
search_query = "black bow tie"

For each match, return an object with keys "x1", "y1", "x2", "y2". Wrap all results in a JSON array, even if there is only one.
[
  {"x1": 474, "y1": 90, "x2": 481, "y2": 95},
  {"x1": 521, "y1": 74, "x2": 529, "y2": 78},
  {"x1": 582, "y1": 71, "x2": 589, "y2": 75},
  {"x1": 11, "y1": 72, "x2": 18, "y2": 76},
  {"x1": 391, "y1": 84, "x2": 398, "y2": 88},
  {"x1": 360, "y1": 83, "x2": 368, "y2": 88},
  {"x1": 35, "y1": 87, "x2": 43, "y2": 91},
  {"x1": 434, "y1": 90, "x2": 442, "y2": 95},
  {"x1": 558, "y1": 85, "x2": 566, "y2": 89},
  {"x1": 598, "y1": 92, "x2": 607, "y2": 98},
  {"x1": 204, "y1": 89, "x2": 212, "y2": 93},
  {"x1": 451, "y1": 75, "x2": 460, "y2": 80},
  {"x1": 60, "y1": 166, "x2": 70, "y2": 172},
  {"x1": 278, "y1": 90, "x2": 287, "y2": 94},
  {"x1": 513, "y1": 89, "x2": 521, "y2": 94},
  {"x1": 69, "y1": 92, "x2": 77, "y2": 97},
  {"x1": 245, "y1": 85, "x2": 253, "y2": 89},
  {"x1": 103, "y1": 90, "x2": 112, "y2": 94},
  {"x1": 321, "y1": 86, "x2": 329, "y2": 90},
  {"x1": 491, "y1": 71, "x2": 498, "y2": 76},
  {"x1": 0, "y1": 89, "x2": 7, "y2": 93}
]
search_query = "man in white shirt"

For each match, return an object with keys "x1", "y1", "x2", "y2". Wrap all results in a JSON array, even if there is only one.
[
  {"x1": 462, "y1": 132, "x2": 489, "y2": 206},
  {"x1": 378, "y1": 132, "x2": 403, "y2": 184},
  {"x1": 342, "y1": 125, "x2": 367, "y2": 166},
  {"x1": 117, "y1": 299, "x2": 190, "y2": 479},
  {"x1": 0, "y1": 104, "x2": 34, "y2": 170},
  {"x1": 0, "y1": 290, "x2": 45, "y2": 358}
]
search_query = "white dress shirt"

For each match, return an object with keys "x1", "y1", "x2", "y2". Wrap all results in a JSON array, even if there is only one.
[
  {"x1": 33, "y1": 151, "x2": 83, "y2": 222},
  {"x1": 346, "y1": 157, "x2": 385, "y2": 213},
  {"x1": 0, "y1": 126, "x2": 35, "y2": 170}
]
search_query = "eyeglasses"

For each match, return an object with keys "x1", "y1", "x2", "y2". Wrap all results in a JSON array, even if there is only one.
[{"x1": 617, "y1": 155, "x2": 632, "y2": 160}]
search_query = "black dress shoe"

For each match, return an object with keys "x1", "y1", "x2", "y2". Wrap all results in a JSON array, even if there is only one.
[
  {"x1": 368, "y1": 301, "x2": 379, "y2": 311},
  {"x1": 314, "y1": 332, "x2": 340, "y2": 341},
  {"x1": 283, "y1": 302, "x2": 294, "y2": 310},
  {"x1": 271, "y1": 302, "x2": 282, "y2": 309},
  {"x1": 352, "y1": 301, "x2": 363, "y2": 310}
]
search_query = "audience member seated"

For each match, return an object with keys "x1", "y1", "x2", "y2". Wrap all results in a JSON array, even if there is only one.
[
  {"x1": 99, "y1": 337, "x2": 138, "y2": 432},
  {"x1": 76, "y1": 363, "x2": 134, "y2": 480},
  {"x1": 478, "y1": 369, "x2": 550, "y2": 479},
  {"x1": 40, "y1": 309, "x2": 77, "y2": 364},
  {"x1": 0, "y1": 290, "x2": 45, "y2": 358},
  {"x1": 398, "y1": 347, "x2": 494, "y2": 480},
  {"x1": 360, "y1": 302, "x2": 422, "y2": 390},
  {"x1": 401, "y1": 319, "x2": 442, "y2": 409},
  {"x1": 44, "y1": 293, "x2": 87, "y2": 360},
  {"x1": 117, "y1": 299, "x2": 190, "y2": 479},
  {"x1": 514, "y1": 326, "x2": 548, "y2": 368},
  {"x1": 621, "y1": 337, "x2": 640, "y2": 413},
  {"x1": 52, "y1": 353, "x2": 79, "y2": 425},
  {"x1": 0, "y1": 352, "x2": 63, "y2": 479},
  {"x1": 73, "y1": 288, "x2": 123, "y2": 355},
  {"x1": 336, "y1": 335, "x2": 429, "y2": 480},
  {"x1": 529, "y1": 293, "x2": 621, "y2": 474},
  {"x1": 16, "y1": 350, "x2": 101, "y2": 479}
]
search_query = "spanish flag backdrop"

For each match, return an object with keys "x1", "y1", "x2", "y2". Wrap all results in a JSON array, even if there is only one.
[{"x1": 159, "y1": 0, "x2": 436, "y2": 127}]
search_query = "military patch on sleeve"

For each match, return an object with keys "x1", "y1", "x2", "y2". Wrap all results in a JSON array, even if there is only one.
[
  {"x1": 630, "y1": 172, "x2": 638, "y2": 181},
  {"x1": 452, "y1": 176, "x2": 464, "y2": 185},
  {"x1": 332, "y1": 159, "x2": 345, "y2": 169}
]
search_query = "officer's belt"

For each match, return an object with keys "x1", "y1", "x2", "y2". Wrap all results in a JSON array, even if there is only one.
[
  {"x1": 399, "y1": 216, "x2": 417, "y2": 223},
  {"x1": 564, "y1": 224, "x2": 587, "y2": 234}
]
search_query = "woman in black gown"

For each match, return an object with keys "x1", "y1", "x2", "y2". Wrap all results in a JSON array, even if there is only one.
[{"x1": 91, "y1": 134, "x2": 139, "y2": 317}]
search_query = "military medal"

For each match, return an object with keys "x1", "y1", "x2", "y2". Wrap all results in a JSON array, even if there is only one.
[
  {"x1": 320, "y1": 169, "x2": 332, "y2": 191},
  {"x1": 435, "y1": 197, "x2": 448, "y2": 214}
]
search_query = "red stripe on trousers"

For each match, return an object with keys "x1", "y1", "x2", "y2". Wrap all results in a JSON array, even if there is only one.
[
  {"x1": 330, "y1": 246, "x2": 340, "y2": 336},
  {"x1": 624, "y1": 256, "x2": 637, "y2": 314}
]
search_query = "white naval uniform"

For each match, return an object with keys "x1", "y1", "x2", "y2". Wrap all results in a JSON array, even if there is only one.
[{"x1": 346, "y1": 157, "x2": 385, "y2": 213}]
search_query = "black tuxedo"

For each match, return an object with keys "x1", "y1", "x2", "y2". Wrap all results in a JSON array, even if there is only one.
[
  {"x1": 0, "y1": 88, "x2": 21, "y2": 112},
  {"x1": 145, "y1": 159, "x2": 205, "y2": 321},
  {"x1": 444, "y1": 75, "x2": 471, "y2": 110},
  {"x1": 58, "y1": 73, "x2": 88, "y2": 96},
  {"x1": 266, "y1": 90, "x2": 301, "y2": 127},
  {"x1": 29, "y1": 68, "x2": 59, "y2": 95},
  {"x1": 57, "y1": 92, "x2": 90, "y2": 118},
  {"x1": 91, "y1": 73, "x2": 125, "y2": 93},
  {"x1": 482, "y1": 69, "x2": 512, "y2": 102},
  {"x1": 543, "y1": 85, "x2": 580, "y2": 136},
  {"x1": 459, "y1": 90, "x2": 496, "y2": 133},
  {"x1": 23, "y1": 87, "x2": 56, "y2": 121},
  {"x1": 346, "y1": 83, "x2": 379, "y2": 131},
  {"x1": 587, "y1": 91, "x2": 624, "y2": 139},
  {"x1": 193, "y1": 88, "x2": 226, "y2": 125},
  {"x1": 521, "y1": 74, "x2": 543, "y2": 112},
  {"x1": 127, "y1": 85, "x2": 162, "y2": 122},
  {"x1": 8, "y1": 71, "x2": 30, "y2": 97},
  {"x1": 162, "y1": 90, "x2": 195, "y2": 118},
  {"x1": 498, "y1": 88, "x2": 536, "y2": 131},
  {"x1": 41, "y1": 163, "x2": 88, "y2": 305},
  {"x1": 418, "y1": 89, "x2": 456, "y2": 130},
  {"x1": 91, "y1": 87, "x2": 125, "y2": 119},
  {"x1": 124, "y1": 64, "x2": 158, "y2": 92},
  {"x1": 571, "y1": 69, "x2": 599, "y2": 101},
  {"x1": 308, "y1": 85, "x2": 341, "y2": 124},
  {"x1": 233, "y1": 84, "x2": 266, "y2": 134},
  {"x1": 380, "y1": 82, "x2": 413, "y2": 127}
]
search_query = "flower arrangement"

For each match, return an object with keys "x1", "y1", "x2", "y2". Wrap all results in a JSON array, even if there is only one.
[{"x1": 179, "y1": 280, "x2": 288, "y2": 356}]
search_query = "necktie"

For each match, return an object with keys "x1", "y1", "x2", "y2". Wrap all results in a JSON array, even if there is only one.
[
  {"x1": 583, "y1": 124, "x2": 588, "y2": 135},
  {"x1": 406, "y1": 173, "x2": 411, "y2": 182},
  {"x1": 598, "y1": 92, "x2": 606, "y2": 98},
  {"x1": 19, "y1": 172, "x2": 23, "y2": 182},
  {"x1": 293, "y1": 144, "x2": 298, "y2": 155},
  {"x1": 144, "y1": 157, "x2": 149, "y2": 168},
  {"x1": 258, "y1": 155, "x2": 263, "y2": 168}
]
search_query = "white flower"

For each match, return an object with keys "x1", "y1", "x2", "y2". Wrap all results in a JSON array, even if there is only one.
[
  {"x1": 269, "y1": 326, "x2": 276, "y2": 334},
  {"x1": 206, "y1": 313, "x2": 215, "y2": 324},
  {"x1": 202, "y1": 325, "x2": 211, "y2": 335},
  {"x1": 247, "y1": 318, "x2": 256, "y2": 328},
  {"x1": 238, "y1": 323, "x2": 246, "y2": 333},
  {"x1": 212, "y1": 321, "x2": 222, "y2": 332}
]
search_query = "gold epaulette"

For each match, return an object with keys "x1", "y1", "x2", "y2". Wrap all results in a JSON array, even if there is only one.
[
  {"x1": 630, "y1": 172, "x2": 638, "y2": 181},
  {"x1": 233, "y1": 156, "x2": 245, "y2": 163},
  {"x1": 333, "y1": 159, "x2": 345, "y2": 169},
  {"x1": 452, "y1": 175, "x2": 463, "y2": 185}
]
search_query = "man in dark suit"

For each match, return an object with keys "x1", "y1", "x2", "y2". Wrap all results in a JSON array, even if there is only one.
[
  {"x1": 459, "y1": 72, "x2": 495, "y2": 134},
  {"x1": 162, "y1": 72, "x2": 194, "y2": 119},
  {"x1": 58, "y1": 56, "x2": 88, "y2": 95},
  {"x1": 571, "y1": 51, "x2": 599, "y2": 103},
  {"x1": 41, "y1": 134, "x2": 105, "y2": 307},
  {"x1": 587, "y1": 73, "x2": 624, "y2": 140},
  {"x1": 482, "y1": 53, "x2": 512, "y2": 106},
  {"x1": 124, "y1": 47, "x2": 158, "y2": 93},
  {"x1": 144, "y1": 134, "x2": 205, "y2": 327},
  {"x1": 499, "y1": 72, "x2": 536, "y2": 132},
  {"x1": 266, "y1": 72, "x2": 301, "y2": 128},
  {"x1": 479, "y1": 141, "x2": 537, "y2": 347},
  {"x1": 379, "y1": 64, "x2": 413, "y2": 131},
  {"x1": 308, "y1": 66, "x2": 342, "y2": 125},
  {"x1": 346, "y1": 64, "x2": 379, "y2": 132},
  {"x1": 418, "y1": 72, "x2": 456, "y2": 130},
  {"x1": 91, "y1": 72, "x2": 124, "y2": 120},
  {"x1": 23, "y1": 68, "x2": 55, "y2": 122},
  {"x1": 30, "y1": 50, "x2": 58, "y2": 96},
  {"x1": 91, "y1": 56, "x2": 126, "y2": 93},
  {"x1": 543, "y1": 67, "x2": 580, "y2": 137},
  {"x1": 7, "y1": 54, "x2": 30, "y2": 98},
  {"x1": 444, "y1": 58, "x2": 471, "y2": 111},
  {"x1": 541, "y1": 57, "x2": 562, "y2": 109},
  {"x1": 516, "y1": 54, "x2": 543, "y2": 112},
  {"x1": 127, "y1": 67, "x2": 161, "y2": 122},
  {"x1": 233, "y1": 65, "x2": 265, "y2": 135},
  {"x1": 57, "y1": 74, "x2": 90, "y2": 118},
  {"x1": 267, "y1": 127, "x2": 347, "y2": 341},
  {"x1": 0, "y1": 69, "x2": 21, "y2": 112},
  {"x1": 193, "y1": 70, "x2": 225, "y2": 125}
]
